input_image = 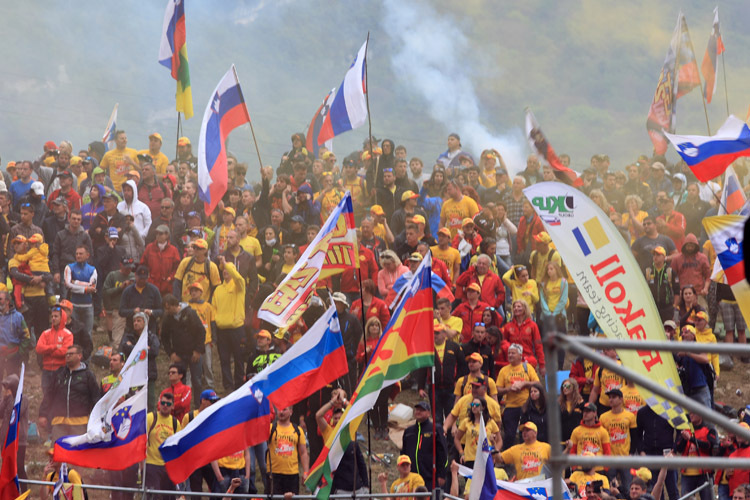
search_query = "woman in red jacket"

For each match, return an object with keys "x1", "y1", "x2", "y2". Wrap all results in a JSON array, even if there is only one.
[
  {"x1": 350, "y1": 279, "x2": 391, "y2": 328},
  {"x1": 502, "y1": 300, "x2": 545, "y2": 375}
]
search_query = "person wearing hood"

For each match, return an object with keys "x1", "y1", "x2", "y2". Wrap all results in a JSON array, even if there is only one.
[
  {"x1": 36, "y1": 306, "x2": 74, "y2": 394},
  {"x1": 677, "y1": 183, "x2": 711, "y2": 239},
  {"x1": 80, "y1": 183, "x2": 105, "y2": 230},
  {"x1": 38, "y1": 343, "x2": 100, "y2": 441},
  {"x1": 671, "y1": 172, "x2": 688, "y2": 205},
  {"x1": 569, "y1": 402, "x2": 613, "y2": 471},
  {"x1": 51, "y1": 210, "x2": 92, "y2": 295},
  {"x1": 671, "y1": 234, "x2": 711, "y2": 309},
  {"x1": 119, "y1": 213, "x2": 145, "y2": 261},
  {"x1": 162, "y1": 293, "x2": 205, "y2": 405},
  {"x1": 118, "y1": 179, "x2": 152, "y2": 238}
]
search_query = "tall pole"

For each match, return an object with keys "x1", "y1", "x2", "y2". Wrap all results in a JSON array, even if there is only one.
[
  {"x1": 721, "y1": 50, "x2": 730, "y2": 117},
  {"x1": 175, "y1": 112, "x2": 182, "y2": 160},
  {"x1": 231, "y1": 65, "x2": 265, "y2": 172},
  {"x1": 364, "y1": 32, "x2": 374, "y2": 172}
]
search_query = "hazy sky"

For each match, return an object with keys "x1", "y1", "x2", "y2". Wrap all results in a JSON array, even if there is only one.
[{"x1": 1, "y1": 1, "x2": 749, "y2": 179}]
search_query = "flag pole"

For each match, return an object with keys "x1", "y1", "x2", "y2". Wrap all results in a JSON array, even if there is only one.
[
  {"x1": 355, "y1": 265, "x2": 372, "y2": 494},
  {"x1": 721, "y1": 50, "x2": 730, "y2": 117},
  {"x1": 231, "y1": 65, "x2": 265, "y2": 173},
  {"x1": 175, "y1": 112, "x2": 182, "y2": 159}
]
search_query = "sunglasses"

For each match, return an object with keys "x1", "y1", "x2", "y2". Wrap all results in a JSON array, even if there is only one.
[
  {"x1": 562, "y1": 384, "x2": 572, "y2": 389},
  {"x1": 470, "y1": 403, "x2": 482, "y2": 408},
  {"x1": 474, "y1": 322, "x2": 486, "y2": 327},
  {"x1": 160, "y1": 401, "x2": 173, "y2": 407}
]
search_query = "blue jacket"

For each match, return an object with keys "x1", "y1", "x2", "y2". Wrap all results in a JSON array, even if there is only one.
[
  {"x1": 64, "y1": 261, "x2": 97, "y2": 306},
  {"x1": 0, "y1": 309, "x2": 29, "y2": 350}
]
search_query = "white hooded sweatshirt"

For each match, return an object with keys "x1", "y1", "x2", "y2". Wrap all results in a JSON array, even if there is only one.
[{"x1": 117, "y1": 179, "x2": 152, "y2": 238}]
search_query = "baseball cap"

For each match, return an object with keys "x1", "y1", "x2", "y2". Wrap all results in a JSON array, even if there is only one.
[
  {"x1": 605, "y1": 388, "x2": 623, "y2": 398},
  {"x1": 533, "y1": 232, "x2": 552, "y2": 244},
  {"x1": 92, "y1": 167, "x2": 106, "y2": 176},
  {"x1": 192, "y1": 238, "x2": 208, "y2": 250},
  {"x1": 108, "y1": 227, "x2": 120, "y2": 239},
  {"x1": 177, "y1": 137, "x2": 191, "y2": 146},
  {"x1": 408, "y1": 252, "x2": 423, "y2": 262},
  {"x1": 28, "y1": 233, "x2": 43, "y2": 244},
  {"x1": 70, "y1": 156, "x2": 81, "y2": 166},
  {"x1": 462, "y1": 217, "x2": 475, "y2": 227},
  {"x1": 410, "y1": 214, "x2": 425, "y2": 225},
  {"x1": 127, "y1": 170, "x2": 141, "y2": 181},
  {"x1": 695, "y1": 311, "x2": 709, "y2": 321},
  {"x1": 438, "y1": 227, "x2": 451, "y2": 238},
  {"x1": 663, "y1": 320, "x2": 677, "y2": 329},
  {"x1": 121, "y1": 257, "x2": 135, "y2": 268},
  {"x1": 652, "y1": 246, "x2": 666, "y2": 256},
  {"x1": 291, "y1": 215, "x2": 305, "y2": 224},
  {"x1": 102, "y1": 192, "x2": 118, "y2": 201},
  {"x1": 397, "y1": 455, "x2": 411, "y2": 466},
  {"x1": 44, "y1": 140, "x2": 57, "y2": 150},
  {"x1": 135, "y1": 265, "x2": 149, "y2": 277},
  {"x1": 223, "y1": 207, "x2": 236, "y2": 217},
  {"x1": 257, "y1": 330, "x2": 272, "y2": 339},
  {"x1": 583, "y1": 402, "x2": 597, "y2": 413},
  {"x1": 137, "y1": 153, "x2": 153, "y2": 164},
  {"x1": 59, "y1": 300, "x2": 74, "y2": 310},
  {"x1": 149, "y1": 132, "x2": 163, "y2": 142},
  {"x1": 370, "y1": 205, "x2": 385, "y2": 216},
  {"x1": 200, "y1": 389, "x2": 220, "y2": 402},
  {"x1": 433, "y1": 321, "x2": 445, "y2": 332},
  {"x1": 11, "y1": 235, "x2": 26, "y2": 244},
  {"x1": 468, "y1": 352, "x2": 483, "y2": 363},
  {"x1": 467, "y1": 283, "x2": 482, "y2": 293},
  {"x1": 51, "y1": 197, "x2": 67, "y2": 206},
  {"x1": 470, "y1": 376, "x2": 487, "y2": 387},
  {"x1": 401, "y1": 190, "x2": 419, "y2": 202},
  {"x1": 188, "y1": 282, "x2": 204, "y2": 292},
  {"x1": 414, "y1": 401, "x2": 431, "y2": 411},
  {"x1": 519, "y1": 421, "x2": 538, "y2": 432},
  {"x1": 331, "y1": 292, "x2": 349, "y2": 307},
  {"x1": 30, "y1": 181, "x2": 44, "y2": 196}
]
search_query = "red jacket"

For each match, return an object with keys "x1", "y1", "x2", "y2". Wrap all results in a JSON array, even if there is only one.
[
  {"x1": 431, "y1": 257, "x2": 452, "y2": 288},
  {"x1": 452, "y1": 300, "x2": 490, "y2": 343},
  {"x1": 350, "y1": 297, "x2": 391, "y2": 328},
  {"x1": 502, "y1": 316, "x2": 545, "y2": 370},
  {"x1": 48, "y1": 188, "x2": 82, "y2": 211},
  {"x1": 340, "y1": 245, "x2": 378, "y2": 293},
  {"x1": 140, "y1": 241, "x2": 181, "y2": 294},
  {"x1": 35, "y1": 311, "x2": 73, "y2": 371},
  {"x1": 455, "y1": 266, "x2": 505, "y2": 308},
  {"x1": 516, "y1": 214, "x2": 544, "y2": 255},
  {"x1": 159, "y1": 382, "x2": 192, "y2": 422},
  {"x1": 729, "y1": 445, "x2": 750, "y2": 492}
]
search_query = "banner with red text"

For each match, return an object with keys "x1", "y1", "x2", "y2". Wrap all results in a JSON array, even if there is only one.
[
  {"x1": 524, "y1": 182, "x2": 689, "y2": 429},
  {"x1": 257, "y1": 192, "x2": 358, "y2": 328}
]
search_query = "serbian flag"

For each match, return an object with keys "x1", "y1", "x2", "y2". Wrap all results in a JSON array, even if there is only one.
[
  {"x1": 0, "y1": 365, "x2": 24, "y2": 500},
  {"x1": 317, "y1": 40, "x2": 368, "y2": 146},
  {"x1": 525, "y1": 109, "x2": 579, "y2": 185},
  {"x1": 701, "y1": 7, "x2": 724, "y2": 104},
  {"x1": 306, "y1": 88, "x2": 335, "y2": 159},
  {"x1": 158, "y1": 0, "x2": 194, "y2": 119},
  {"x1": 197, "y1": 65, "x2": 252, "y2": 215},
  {"x1": 101, "y1": 104, "x2": 118, "y2": 152},
  {"x1": 704, "y1": 215, "x2": 750, "y2": 326},
  {"x1": 54, "y1": 329, "x2": 149, "y2": 470},
  {"x1": 664, "y1": 115, "x2": 750, "y2": 181},
  {"x1": 160, "y1": 305, "x2": 348, "y2": 484}
]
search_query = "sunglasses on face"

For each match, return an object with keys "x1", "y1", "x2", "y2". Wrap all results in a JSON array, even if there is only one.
[
  {"x1": 470, "y1": 403, "x2": 482, "y2": 408},
  {"x1": 160, "y1": 401, "x2": 173, "y2": 407},
  {"x1": 562, "y1": 384, "x2": 572, "y2": 389}
]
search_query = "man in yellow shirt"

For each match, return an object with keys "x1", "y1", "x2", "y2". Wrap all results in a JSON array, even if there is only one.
[
  {"x1": 187, "y1": 282, "x2": 216, "y2": 390},
  {"x1": 99, "y1": 130, "x2": 139, "y2": 192},
  {"x1": 138, "y1": 133, "x2": 169, "y2": 176},
  {"x1": 496, "y1": 344, "x2": 539, "y2": 448},
  {"x1": 440, "y1": 181, "x2": 479, "y2": 238},
  {"x1": 269, "y1": 406, "x2": 309, "y2": 496},
  {"x1": 436, "y1": 297, "x2": 462, "y2": 343},
  {"x1": 146, "y1": 393, "x2": 181, "y2": 496},
  {"x1": 213, "y1": 258, "x2": 245, "y2": 392},
  {"x1": 431, "y1": 228, "x2": 461, "y2": 281},
  {"x1": 599, "y1": 389, "x2": 637, "y2": 492},
  {"x1": 211, "y1": 448, "x2": 251, "y2": 494},
  {"x1": 589, "y1": 348, "x2": 625, "y2": 414},
  {"x1": 378, "y1": 455, "x2": 425, "y2": 500},
  {"x1": 236, "y1": 216, "x2": 263, "y2": 268},
  {"x1": 498, "y1": 422, "x2": 551, "y2": 480},
  {"x1": 569, "y1": 403, "x2": 612, "y2": 470},
  {"x1": 444, "y1": 379, "x2": 502, "y2": 432},
  {"x1": 173, "y1": 239, "x2": 221, "y2": 302},
  {"x1": 454, "y1": 352, "x2": 498, "y2": 402}
]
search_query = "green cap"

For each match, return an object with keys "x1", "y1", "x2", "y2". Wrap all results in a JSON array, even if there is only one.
[{"x1": 92, "y1": 167, "x2": 105, "y2": 176}]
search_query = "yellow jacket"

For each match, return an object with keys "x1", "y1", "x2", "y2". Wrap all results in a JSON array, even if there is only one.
[
  {"x1": 695, "y1": 327, "x2": 720, "y2": 378},
  {"x1": 212, "y1": 262, "x2": 245, "y2": 329}
]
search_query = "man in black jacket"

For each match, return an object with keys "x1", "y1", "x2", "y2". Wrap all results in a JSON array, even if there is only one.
[
  {"x1": 119, "y1": 266, "x2": 163, "y2": 336},
  {"x1": 51, "y1": 210, "x2": 93, "y2": 297},
  {"x1": 401, "y1": 401, "x2": 448, "y2": 489},
  {"x1": 38, "y1": 344, "x2": 100, "y2": 441},
  {"x1": 417, "y1": 323, "x2": 465, "y2": 423},
  {"x1": 162, "y1": 294, "x2": 205, "y2": 406}
]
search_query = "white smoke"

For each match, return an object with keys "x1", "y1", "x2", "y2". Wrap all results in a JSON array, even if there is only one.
[{"x1": 381, "y1": 0, "x2": 526, "y2": 175}]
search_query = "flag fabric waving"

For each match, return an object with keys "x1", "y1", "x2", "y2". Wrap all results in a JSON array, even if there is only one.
[
  {"x1": 306, "y1": 88, "x2": 335, "y2": 159},
  {"x1": 525, "y1": 109, "x2": 579, "y2": 185},
  {"x1": 54, "y1": 329, "x2": 149, "y2": 470},
  {"x1": 101, "y1": 104, "x2": 118, "y2": 152},
  {"x1": 317, "y1": 40, "x2": 368, "y2": 146},
  {"x1": 493, "y1": 477, "x2": 573, "y2": 500},
  {"x1": 158, "y1": 0, "x2": 193, "y2": 119},
  {"x1": 257, "y1": 193, "x2": 358, "y2": 328},
  {"x1": 160, "y1": 305, "x2": 348, "y2": 484},
  {"x1": 51, "y1": 463, "x2": 84, "y2": 500},
  {"x1": 719, "y1": 166, "x2": 747, "y2": 216},
  {"x1": 305, "y1": 254, "x2": 435, "y2": 499},
  {"x1": 0, "y1": 364, "x2": 23, "y2": 500},
  {"x1": 701, "y1": 7, "x2": 724, "y2": 104},
  {"x1": 197, "y1": 65, "x2": 252, "y2": 215},
  {"x1": 647, "y1": 14, "x2": 680, "y2": 155},
  {"x1": 664, "y1": 115, "x2": 750, "y2": 182},
  {"x1": 674, "y1": 13, "x2": 701, "y2": 100},
  {"x1": 703, "y1": 215, "x2": 750, "y2": 326},
  {"x1": 469, "y1": 415, "x2": 498, "y2": 500}
]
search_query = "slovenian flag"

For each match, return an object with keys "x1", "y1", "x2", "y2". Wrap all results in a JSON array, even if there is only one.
[
  {"x1": 664, "y1": 115, "x2": 750, "y2": 182},
  {"x1": 197, "y1": 65, "x2": 252, "y2": 215},
  {"x1": 317, "y1": 40, "x2": 368, "y2": 146},
  {"x1": 701, "y1": 7, "x2": 724, "y2": 104},
  {"x1": 469, "y1": 415, "x2": 498, "y2": 500},
  {"x1": 0, "y1": 365, "x2": 23, "y2": 500},
  {"x1": 158, "y1": 0, "x2": 193, "y2": 119},
  {"x1": 54, "y1": 329, "x2": 149, "y2": 470},
  {"x1": 160, "y1": 305, "x2": 348, "y2": 484}
]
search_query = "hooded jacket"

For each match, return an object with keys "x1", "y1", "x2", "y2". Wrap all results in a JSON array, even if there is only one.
[
  {"x1": 162, "y1": 302, "x2": 206, "y2": 360},
  {"x1": 0, "y1": 307, "x2": 30, "y2": 354},
  {"x1": 117, "y1": 179, "x2": 152, "y2": 238},
  {"x1": 39, "y1": 361, "x2": 100, "y2": 424},
  {"x1": 35, "y1": 310, "x2": 74, "y2": 371},
  {"x1": 670, "y1": 234, "x2": 711, "y2": 291}
]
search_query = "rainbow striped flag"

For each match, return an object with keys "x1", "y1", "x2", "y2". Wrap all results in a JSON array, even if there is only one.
[
  {"x1": 159, "y1": 0, "x2": 193, "y2": 119},
  {"x1": 703, "y1": 215, "x2": 750, "y2": 325},
  {"x1": 305, "y1": 254, "x2": 435, "y2": 499}
]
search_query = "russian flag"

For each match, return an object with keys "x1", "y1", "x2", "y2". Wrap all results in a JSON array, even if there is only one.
[
  {"x1": 701, "y1": 7, "x2": 724, "y2": 104},
  {"x1": 197, "y1": 65, "x2": 251, "y2": 215},
  {"x1": 160, "y1": 305, "x2": 348, "y2": 484},
  {"x1": 317, "y1": 40, "x2": 368, "y2": 146},
  {"x1": 0, "y1": 365, "x2": 23, "y2": 500},
  {"x1": 664, "y1": 115, "x2": 750, "y2": 182},
  {"x1": 306, "y1": 88, "x2": 335, "y2": 159}
]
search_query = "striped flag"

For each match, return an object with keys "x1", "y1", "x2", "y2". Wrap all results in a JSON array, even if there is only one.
[
  {"x1": 701, "y1": 7, "x2": 724, "y2": 104},
  {"x1": 703, "y1": 215, "x2": 750, "y2": 326},
  {"x1": 305, "y1": 254, "x2": 435, "y2": 499},
  {"x1": 469, "y1": 415, "x2": 498, "y2": 500},
  {"x1": 306, "y1": 88, "x2": 335, "y2": 159},
  {"x1": 158, "y1": 0, "x2": 193, "y2": 119},
  {"x1": 675, "y1": 13, "x2": 701, "y2": 99},
  {"x1": 719, "y1": 166, "x2": 747, "y2": 215},
  {"x1": 0, "y1": 365, "x2": 23, "y2": 500},
  {"x1": 101, "y1": 104, "x2": 118, "y2": 152}
]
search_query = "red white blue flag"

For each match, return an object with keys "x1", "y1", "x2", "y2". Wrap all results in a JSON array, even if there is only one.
[
  {"x1": 664, "y1": 115, "x2": 750, "y2": 182},
  {"x1": 701, "y1": 7, "x2": 724, "y2": 104},
  {"x1": 469, "y1": 415, "x2": 498, "y2": 500},
  {"x1": 307, "y1": 88, "x2": 335, "y2": 158},
  {"x1": 0, "y1": 365, "x2": 23, "y2": 500},
  {"x1": 317, "y1": 40, "x2": 368, "y2": 146},
  {"x1": 197, "y1": 65, "x2": 252, "y2": 215}
]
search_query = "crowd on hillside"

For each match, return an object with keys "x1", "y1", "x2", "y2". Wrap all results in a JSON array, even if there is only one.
[{"x1": 0, "y1": 130, "x2": 748, "y2": 500}]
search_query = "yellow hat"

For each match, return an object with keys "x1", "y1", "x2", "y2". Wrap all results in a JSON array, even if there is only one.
[
  {"x1": 28, "y1": 233, "x2": 44, "y2": 244},
  {"x1": 370, "y1": 205, "x2": 384, "y2": 216},
  {"x1": 70, "y1": 156, "x2": 82, "y2": 166},
  {"x1": 178, "y1": 136, "x2": 191, "y2": 146},
  {"x1": 44, "y1": 156, "x2": 55, "y2": 166},
  {"x1": 192, "y1": 238, "x2": 208, "y2": 250},
  {"x1": 652, "y1": 246, "x2": 666, "y2": 256},
  {"x1": 519, "y1": 421, "x2": 538, "y2": 432},
  {"x1": 257, "y1": 330, "x2": 272, "y2": 339},
  {"x1": 462, "y1": 217, "x2": 475, "y2": 227},
  {"x1": 533, "y1": 231, "x2": 552, "y2": 244},
  {"x1": 223, "y1": 206, "x2": 236, "y2": 217},
  {"x1": 467, "y1": 283, "x2": 482, "y2": 293},
  {"x1": 397, "y1": 455, "x2": 411, "y2": 466},
  {"x1": 149, "y1": 132, "x2": 163, "y2": 142},
  {"x1": 408, "y1": 252, "x2": 423, "y2": 262},
  {"x1": 401, "y1": 190, "x2": 419, "y2": 202},
  {"x1": 410, "y1": 214, "x2": 425, "y2": 225}
]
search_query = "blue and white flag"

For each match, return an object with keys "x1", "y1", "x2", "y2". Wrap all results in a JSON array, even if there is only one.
[
  {"x1": 470, "y1": 414, "x2": 499, "y2": 500},
  {"x1": 102, "y1": 103, "x2": 118, "y2": 152}
]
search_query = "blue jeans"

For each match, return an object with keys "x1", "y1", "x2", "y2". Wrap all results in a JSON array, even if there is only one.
[{"x1": 681, "y1": 473, "x2": 713, "y2": 500}]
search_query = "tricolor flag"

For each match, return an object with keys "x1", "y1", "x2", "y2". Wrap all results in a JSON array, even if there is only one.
[
  {"x1": 675, "y1": 13, "x2": 701, "y2": 100},
  {"x1": 0, "y1": 365, "x2": 23, "y2": 500},
  {"x1": 306, "y1": 88, "x2": 335, "y2": 159},
  {"x1": 525, "y1": 109, "x2": 579, "y2": 185},
  {"x1": 719, "y1": 166, "x2": 747, "y2": 215},
  {"x1": 197, "y1": 65, "x2": 252, "y2": 215},
  {"x1": 160, "y1": 305, "x2": 348, "y2": 484},
  {"x1": 54, "y1": 328, "x2": 149, "y2": 470},
  {"x1": 317, "y1": 40, "x2": 368, "y2": 146},
  {"x1": 455, "y1": 467, "x2": 573, "y2": 500},
  {"x1": 158, "y1": 0, "x2": 193, "y2": 119},
  {"x1": 701, "y1": 7, "x2": 724, "y2": 104},
  {"x1": 703, "y1": 215, "x2": 750, "y2": 326},
  {"x1": 664, "y1": 115, "x2": 750, "y2": 182},
  {"x1": 101, "y1": 104, "x2": 118, "y2": 152},
  {"x1": 469, "y1": 415, "x2": 498, "y2": 500},
  {"x1": 257, "y1": 193, "x2": 358, "y2": 328},
  {"x1": 647, "y1": 14, "x2": 680, "y2": 155},
  {"x1": 305, "y1": 254, "x2": 435, "y2": 499},
  {"x1": 51, "y1": 463, "x2": 83, "y2": 500}
]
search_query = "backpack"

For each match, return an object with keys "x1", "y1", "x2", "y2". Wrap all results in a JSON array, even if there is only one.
[
  {"x1": 531, "y1": 248, "x2": 567, "y2": 279},
  {"x1": 185, "y1": 256, "x2": 212, "y2": 284},
  {"x1": 148, "y1": 412, "x2": 178, "y2": 438},
  {"x1": 267, "y1": 420, "x2": 301, "y2": 462}
]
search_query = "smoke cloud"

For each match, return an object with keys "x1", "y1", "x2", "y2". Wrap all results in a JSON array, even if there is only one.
[{"x1": 381, "y1": 0, "x2": 526, "y2": 174}]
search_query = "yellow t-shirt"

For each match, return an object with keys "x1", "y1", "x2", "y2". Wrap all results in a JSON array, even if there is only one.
[
  {"x1": 269, "y1": 422, "x2": 306, "y2": 475},
  {"x1": 695, "y1": 328, "x2": 720, "y2": 378},
  {"x1": 451, "y1": 394, "x2": 502, "y2": 427},
  {"x1": 593, "y1": 363, "x2": 625, "y2": 407},
  {"x1": 599, "y1": 409, "x2": 637, "y2": 456},
  {"x1": 441, "y1": 316, "x2": 463, "y2": 344},
  {"x1": 45, "y1": 469, "x2": 84, "y2": 500},
  {"x1": 622, "y1": 385, "x2": 645, "y2": 414},
  {"x1": 622, "y1": 210, "x2": 648, "y2": 244},
  {"x1": 500, "y1": 441, "x2": 551, "y2": 480},
  {"x1": 570, "y1": 424, "x2": 611, "y2": 469},
  {"x1": 496, "y1": 362, "x2": 539, "y2": 408},
  {"x1": 454, "y1": 375, "x2": 498, "y2": 398},
  {"x1": 147, "y1": 412, "x2": 182, "y2": 466},
  {"x1": 175, "y1": 257, "x2": 222, "y2": 302},
  {"x1": 430, "y1": 245, "x2": 461, "y2": 281},
  {"x1": 390, "y1": 472, "x2": 425, "y2": 495},
  {"x1": 239, "y1": 235, "x2": 263, "y2": 259},
  {"x1": 218, "y1": 449, "x2": 246, "y2": 470},
  {"x1": 435, "y1": 342, "x2": 446, "y2": 363},
  {"x1": 503, "y1": 269, "x2": 540, "y2": 310},
  {"x1": 100, "y1": 147, "x2": 139, "y2": 191},
  {"x1": 138, "y1": 149, "x2": 170, "y2": 175},
  {"x1": 458, "y1": 418, "x2": 500, "y2": 461},
  {"x1": 568, "y1": 471, "x2": 610, "y2": 496},
  {"x1": 189, "y1": 300, "x2": 215, "y2": 344},
  {"x1": 530, "y1": 249, "x2": 562, "y2": 284},
  {"x1": 373, "y1": 222, "x2": 387, "y2": 243},
  {"x1": 542, "y1": 278, "x2": 564, "y2": 313},
  {"x1": 441, "y1": 196, "x2": 479, "y2": 238},
  {"x1": 181, "y1": 409, "x2": 200, "y2": 428}
]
